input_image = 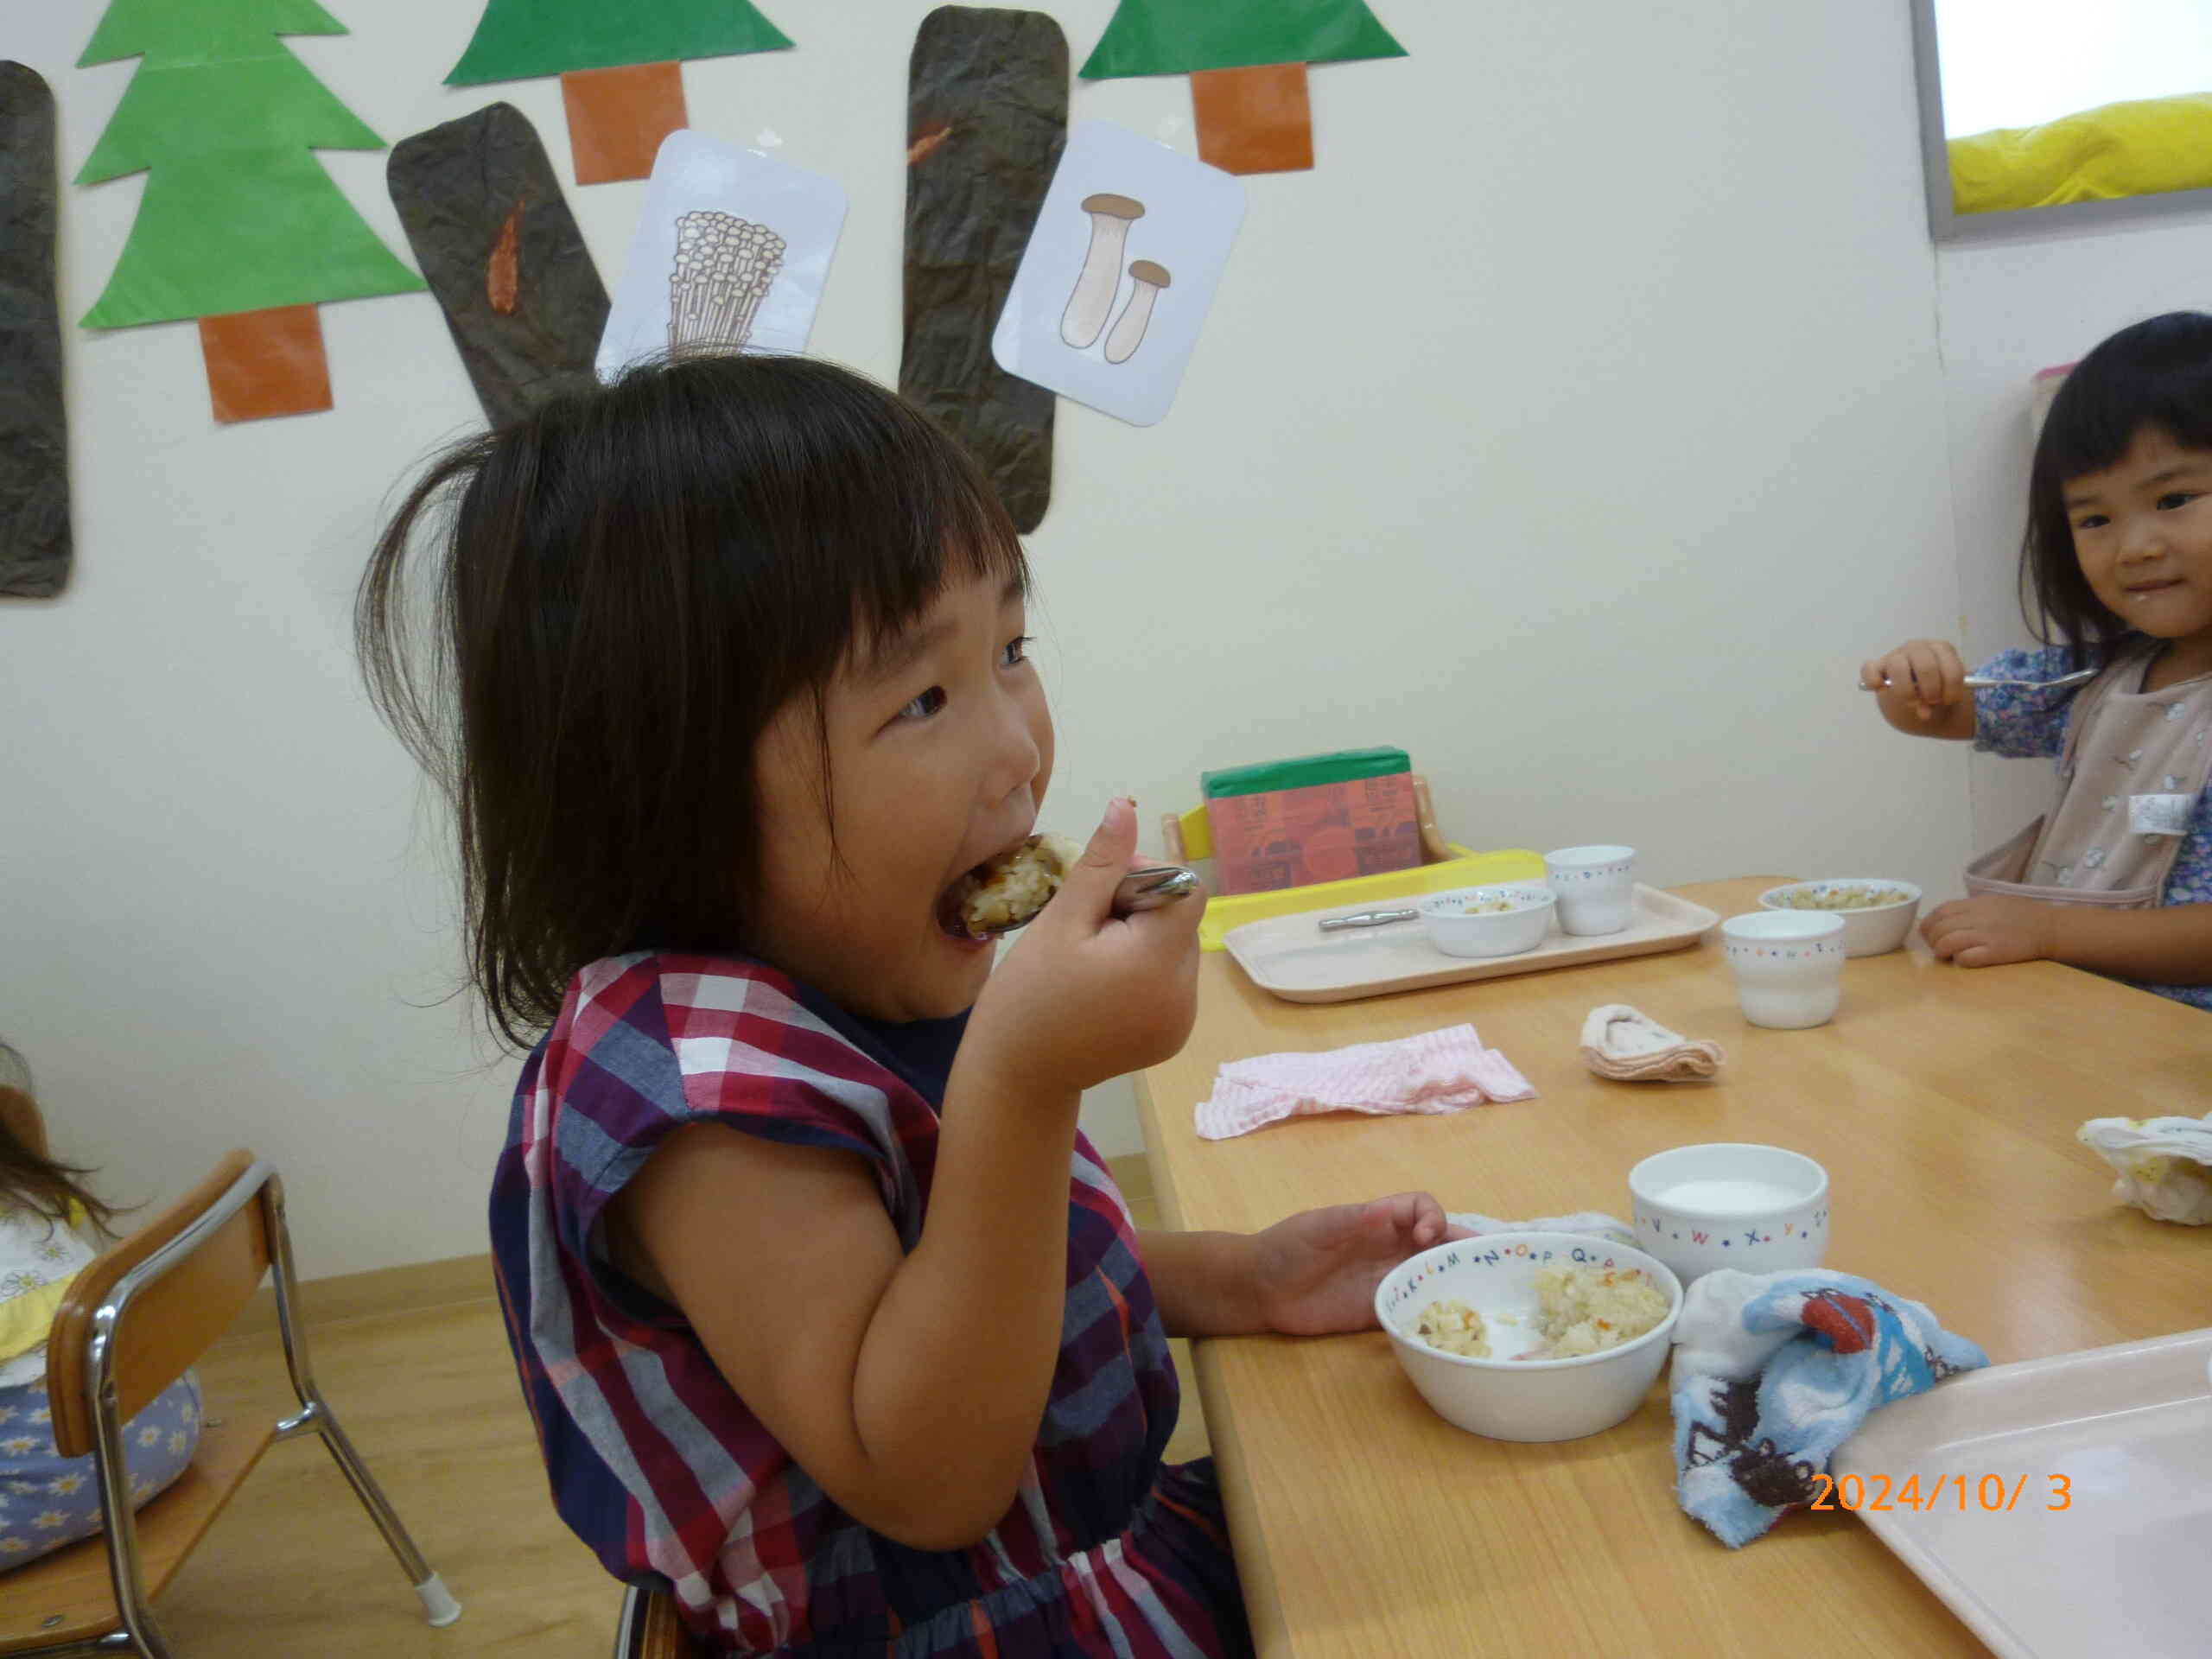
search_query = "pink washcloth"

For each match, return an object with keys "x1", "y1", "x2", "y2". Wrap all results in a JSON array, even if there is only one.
[{"x1": 1194, "y1": 1023, "x2": 1535, "y2": 1141}]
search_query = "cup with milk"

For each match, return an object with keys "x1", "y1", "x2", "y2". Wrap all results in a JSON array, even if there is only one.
[{"x1": 1627, "y1": 1143, "x2": 1827, "y2": 1286}]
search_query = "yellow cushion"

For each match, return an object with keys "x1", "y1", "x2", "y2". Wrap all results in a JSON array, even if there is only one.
[{"x1": 1949, "y1": 92, "x2": 2212, "y2": 215}]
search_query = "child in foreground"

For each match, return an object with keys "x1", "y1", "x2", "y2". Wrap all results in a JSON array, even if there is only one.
[
  {"x1": 0, "y1": 1043, "x2": 200, "y2": 1566},
  {"x1": 1863, "y1": 311, "x2": 2212, "y2": 1008},
  {"x1": 357, "y1": 353, "x2": 1463, "y2": 1655}
]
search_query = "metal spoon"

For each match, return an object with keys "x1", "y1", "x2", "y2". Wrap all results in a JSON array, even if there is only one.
[
  {"x1": 968, "y1": 865, "x2": 1199, "y2": 938},
  {"x1": 1318, "y1": 908, "x2": 1419, "y2": 933},
  {"x1": 1859, "y1": 667, "x2": 2095, "y2": 692}
]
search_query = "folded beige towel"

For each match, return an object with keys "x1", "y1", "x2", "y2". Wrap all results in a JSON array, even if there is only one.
[{"x1": 1580, "y1": 1004, "x2": 1726, "y2": 1083}]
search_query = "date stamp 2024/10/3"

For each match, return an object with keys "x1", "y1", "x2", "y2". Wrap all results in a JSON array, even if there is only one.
[{"x1": 1810, "y1": 1472, "x2": 2072, "y2": 1513}]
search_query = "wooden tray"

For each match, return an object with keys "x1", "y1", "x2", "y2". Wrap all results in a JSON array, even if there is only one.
[
  {"x1": 1834, "y1": 1327, "x2": 2212, "y2": 1659},
  {"x1": 1222, "y1": 883, "x2": 1720, "y2": 1003}
]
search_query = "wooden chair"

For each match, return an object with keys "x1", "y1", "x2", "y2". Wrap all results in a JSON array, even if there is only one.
[
  {"x1": 0, "y1": 1103, "x2": 459, "y2": 1657},
  {"x1": 612, "y1": 1582, "x2": 708, "y2": 1658}
]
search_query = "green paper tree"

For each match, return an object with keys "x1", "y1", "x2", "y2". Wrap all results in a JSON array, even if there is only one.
[
  {"x1": 447, "y1": 0, "x2": 794, "y2": 185},
  {"x1": 75, "y1": 0, "x2": 424, "y2": 417},
  {"x1": 1081, "y1": 0, "x2": 1406, "y2": 173}
]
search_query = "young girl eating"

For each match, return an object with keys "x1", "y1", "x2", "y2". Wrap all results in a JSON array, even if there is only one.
[
  {"x1": 357, "y1": 354, "x2": 1462, "y2": 1655},
  {"x1": 1862, "y1": 310, "x2": 2212, "y2": 1008}
]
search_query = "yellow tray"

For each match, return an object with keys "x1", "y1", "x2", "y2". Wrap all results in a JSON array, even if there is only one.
[{"x1": 1160, "y1": 781, "x2": 1543, "y2": 951}]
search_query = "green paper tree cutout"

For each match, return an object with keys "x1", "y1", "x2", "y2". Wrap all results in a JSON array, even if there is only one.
[
  {"x1": 76, "y1": 0, "x2": 423, "y2": 330},
  {"x1": 1081, "y1": 0, "x2": 1406, "y2": 173},
  {"x1": 447, "y1": 0, "x2": 792, "y2": 84},
  {"x1": 447, "y1": 0, "x2": 794, "y2": 185}
]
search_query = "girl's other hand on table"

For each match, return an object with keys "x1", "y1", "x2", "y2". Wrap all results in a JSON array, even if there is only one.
[
  {"x1": 1249, "y1": 1194, "x2": 1471, "y2": 1338},
  {"x1": 1921, "y1": 893, "x2": 2055, "y2": 967}
]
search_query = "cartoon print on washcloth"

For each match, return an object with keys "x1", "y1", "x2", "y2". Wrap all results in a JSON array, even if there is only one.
[{"x1": 1681, "y1": 1379, "x2": 1818, "y2": 1510}]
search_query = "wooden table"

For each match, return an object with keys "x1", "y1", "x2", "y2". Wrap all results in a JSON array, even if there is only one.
[{"x1": 1134, "y1": 878, "x2": 2210, "y2": 1658}]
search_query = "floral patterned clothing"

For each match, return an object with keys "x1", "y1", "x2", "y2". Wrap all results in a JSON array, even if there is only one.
[
  {"x1": 0, "y1": 1372, "x2": 200, "y2": 1568},
  {"x1": 1972, "y1": 644, "x2": 2212, "y2": 1010}
]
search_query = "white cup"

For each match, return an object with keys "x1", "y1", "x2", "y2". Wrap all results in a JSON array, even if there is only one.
[
  {"x1": 1543, "y1": 845, "x2": 1637, "y2": 936},
  {"x1": 1628, "y1": 1143, "x2": 1829, "y2": 1286},
  {"x1": 1721, "y1": 911, "x2": 1845, "y2": 1028}
]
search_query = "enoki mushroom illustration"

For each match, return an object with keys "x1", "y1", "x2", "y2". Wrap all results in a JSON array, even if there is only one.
[
  {"x1": 1103, "y1": 260, "x2": 1170, "y2": 364},
  {"x1": 669, "y1": 210, "x2": 787, "y2": 349},
  {"x1": 1061, "y1": 193, "x2": 1145, "y2": 348}
]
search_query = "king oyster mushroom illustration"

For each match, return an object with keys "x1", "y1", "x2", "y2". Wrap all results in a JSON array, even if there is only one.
[
  {"x1": 1103, "y1": 259, "x2": 1170, "y2": 364},
  {"x1": 1061, "y1": 192, "x2": 1145, "y2": 349}
]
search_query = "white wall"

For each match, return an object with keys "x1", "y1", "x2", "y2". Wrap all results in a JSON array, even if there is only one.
[
  {"x1": 1934, "y1": 214, "x2": 2212, "y2": 861},
  {"x1": 3, "y1": 0, "x2": 1977, "y2": 1278}
]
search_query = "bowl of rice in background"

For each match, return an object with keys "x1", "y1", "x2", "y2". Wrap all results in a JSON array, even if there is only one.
[
  {"x1": 1375, "y1": 1232, "x2": 1683, "y2": 1442},
  {"x1": 1757, "y1": 879, "x2": 1922, "y2": 957}
]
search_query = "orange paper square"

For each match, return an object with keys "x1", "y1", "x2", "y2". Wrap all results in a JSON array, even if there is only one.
[
  {"x1": 562, "y1": 62, "x2": 689, "y2": 186},
  {"x1": 1191, "y1": 62, "x2": 1315, "y2": 176},
  {"x1": 198, "y1": 305, "x2": 334, "y2": 424}
]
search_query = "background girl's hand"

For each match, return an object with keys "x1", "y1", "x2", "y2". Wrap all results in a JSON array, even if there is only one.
[
  {"x1": 962, "y1": 798, "x2": 1205, "y2": 1098},
  {"x1": 1860, "y1": 638, "x2": 1967, "y2": 723},
  {"x1": 1921, "y1": 894, "x2": 2056, "y2": 967},
  {"x1": 1247, "y1": 1193, "x2": 1469, "y2": 1337}
]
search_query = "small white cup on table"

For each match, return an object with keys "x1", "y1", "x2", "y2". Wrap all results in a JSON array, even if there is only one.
[
  {"x1": 1721, "y1": 911, "x2": 1845, "y2": 1028},
  {"x1": 1542, "y1": 844, "x2": 1636, "y2": 936},
  {"x1": 1628, "y1": 1143, "x2": 1829, "y2": 1287}
]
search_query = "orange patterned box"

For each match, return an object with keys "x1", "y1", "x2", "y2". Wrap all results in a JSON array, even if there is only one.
[{"x1": 1203, "y1": 753, "x2": 1420, "y2": 896}]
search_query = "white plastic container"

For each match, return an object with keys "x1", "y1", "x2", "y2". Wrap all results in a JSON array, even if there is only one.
[
  {"x1": 1415, "y1": 885, "x2": 1554, "y2": 957},
  {"x1": 1721, "y1": 910, "x2": 1846, "y2": 1027},
  {"x1": 1376, "y1": 1232, "x2": 1683, "y2": 1443},
  {"x1": 1758, "y1": 879, "x2": 1923, "y2": 957},
  {"x1": 1627, "y1": 1142, "x2": 1829, "y2": 1286},
  {"x1": 1543, "y1": 845, "x2": 1637, "y2": 936}
]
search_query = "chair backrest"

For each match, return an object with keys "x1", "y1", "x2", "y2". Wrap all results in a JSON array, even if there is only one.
[
  {"x1": 46, "y1": 1150, "x2": 270, "y2": 1459},
  {"x1": 0, "y1": 1084, "x2": 47, "y2": 1159}
]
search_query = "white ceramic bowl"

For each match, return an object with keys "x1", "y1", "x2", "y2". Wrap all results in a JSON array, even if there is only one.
[
  {"x1": 1720, "y1": 910, "x2": 1846, "y2": 1028},
  {"x1": 1375, "y1": 1231, "x2": 1683, "y2": 1442},
  {"x1": 1758, "y1": 880, "x2": 1923, "y2": 957},
  {"x1": 1628, "y1": 1143, "x2": 1829, "y2": 1286},
  {"x1": 1417, "y1": 884, "x2": 1554, "y2": 958}
]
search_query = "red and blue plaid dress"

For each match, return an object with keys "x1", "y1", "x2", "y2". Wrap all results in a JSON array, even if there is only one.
[{"x1": 490, "y1": 952, "x2": 1252, "y2": 1656}]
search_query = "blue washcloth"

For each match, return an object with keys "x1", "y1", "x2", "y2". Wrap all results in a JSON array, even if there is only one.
[{"x1": 1670, "y1": 1269, "x2": 1988, "y2": 1547}]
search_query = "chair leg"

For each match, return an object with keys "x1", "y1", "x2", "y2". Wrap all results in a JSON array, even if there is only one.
[
  {"x1": 278, "y1": 1395, "x2": 461, "y2": 1627},
  {"x1": 612, "y1": 1582, "x2": 647, "y2": 1659}
]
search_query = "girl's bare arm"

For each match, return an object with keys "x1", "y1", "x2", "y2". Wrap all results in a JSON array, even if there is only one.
[{"x1": 1923, "y1": 893, "x2": 2212, "y2": 984}]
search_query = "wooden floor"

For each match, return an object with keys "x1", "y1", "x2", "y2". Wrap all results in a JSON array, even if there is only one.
[{"x1": 126, "y1": 1158, "x2": 1207, "y2": 1656}]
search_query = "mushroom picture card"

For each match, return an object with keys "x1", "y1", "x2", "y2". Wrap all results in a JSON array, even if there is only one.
[
  {"x1": 596, "y1": 129, "x2": 847, "y2": 379},
  {"x1": 993, "y1": 120, "x2": 1244, "y2": 428}
]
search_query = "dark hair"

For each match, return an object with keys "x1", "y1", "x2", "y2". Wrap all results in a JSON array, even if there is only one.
[
  {"x1": 2023, "y1": 311, "x2": 2212, "y2": 668},
  {"x1": 0, "y1": 1042, "x2": 118, "y2": 1234},
  {"x1": 356, "y1": 353, "x2": 1028, "y2": 1046}
]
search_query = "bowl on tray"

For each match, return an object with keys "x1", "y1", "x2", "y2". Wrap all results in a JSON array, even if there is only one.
[
  {"x1": 1415, "y1": 885, "x2": 1555, "y2": 958},
  {"x1": 1375, "y1": 1231, "x2": 1683, "y2": 1442},
  {"x1": 1757, "y1": 879, "x2": 1922, "y2": 957}
]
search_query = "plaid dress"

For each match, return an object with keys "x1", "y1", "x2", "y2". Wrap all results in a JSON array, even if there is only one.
[{"x1": 490, "y1": 952, "x2": 1251, "y2": 1657}]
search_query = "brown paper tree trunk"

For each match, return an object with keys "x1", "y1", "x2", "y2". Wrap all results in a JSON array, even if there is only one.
[
  {"x1": 560, "y1": 62, "x2": 689, "y2": 185},
  {"x1": 1190, "y1": 62, "x2": 1314, "y2": 175},
  {"x1": 198, "y1": 304, "x2": 334, "y2": 423}
]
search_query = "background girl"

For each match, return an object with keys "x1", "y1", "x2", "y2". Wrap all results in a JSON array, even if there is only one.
[
  {"x1": 358, "y1": 353, "x2": 1464, "y2": 1656},
  {"x1": 1862, "y1": 310, "x2": 2212, "y2": 1008},
  {"x1": 0, "y1": 1041, "x2": 200, "y2": 1567}
]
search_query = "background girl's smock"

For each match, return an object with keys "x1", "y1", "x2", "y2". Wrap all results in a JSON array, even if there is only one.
[
  {"x1": 490, "y1": 952, "x2": 1249, "y2": 1656},
  {"x1": 0, "y1": 1197, "x2": 201, "y2": 1567},
  {"x1": 1972, "y1": 645, "x2": 2212, "y2": 1010}
]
